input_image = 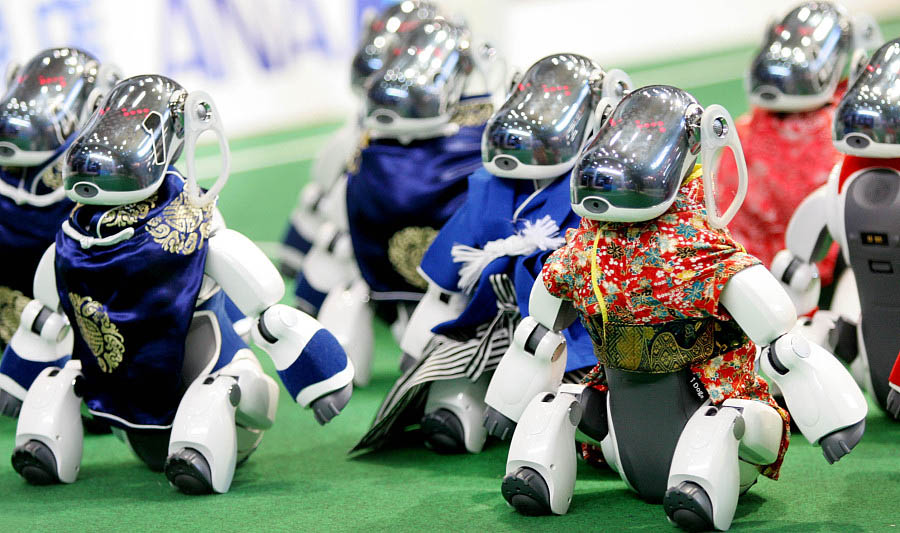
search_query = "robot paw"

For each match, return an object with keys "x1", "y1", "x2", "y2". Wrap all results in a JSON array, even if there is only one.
[
  {"x1": 311, "y1": 383, "x2": 353, "y2": 425},
  {"x1": 886, "y1": 389, "x2": 900, "y2": 420},
  {"x1": 501, "y1": 467, "x2": 553, "y2": 516},
  {"x1": 165, "y1": 448, "x2": 214, "y2": 495},
  {"x1": 420, "y1": 409, "x2": 466, "y2": 454},
  {"x1": 0, "y1": 390, "x2": 22, "y2": 418},
  {"x1": 483, "y1": 406, "x2": 516, "y2": 440},
  {"x1": 12, "y1": 440, "x2": 60, "y2": 485},
  {"x1": 663, "y1": 481, "x2": 715, "y2": 532},
  {"x1": 819, "y1": 419, "x2": 865, "y2": 464}
]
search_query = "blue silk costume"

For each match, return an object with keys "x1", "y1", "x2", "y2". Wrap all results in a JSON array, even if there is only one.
[
  {"x1": 341, "y1": 124, "x2": 484, "y2": 302},
  {"x1": 54, "y1": 170, "x2": 236, "y2": 429},
  {"x1": 0, "y1": 145, "x2": 73, "y2": 297},
  {"x1": 419, "y1": 168, "x2": 596, "y2": 372}
]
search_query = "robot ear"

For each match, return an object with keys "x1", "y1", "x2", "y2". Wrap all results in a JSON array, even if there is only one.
[
  {"x1": 851, "y1": 12, "x2": 883, "y2": 52},
  {"x1": 601, "y1": 69, "x2": 631, "y2": 103},
  {"x1": 700, "y1": 104, "x2": 747, "y2": 229},
  {"x1": 5, "y1": 61, "x2": 20, "y2": 89},
  {"x1": 469, "y1": 41, "x2": 507, "y2": 107},
  {"x1": 79, "y1": 63, "x2": 123, "y2": 127},
  {"x1": 848, "y1": 49, "x2": 869, "y2": 87},
  {"x1": 182, "y1": 91, "x2": 230, "y2": 207}
]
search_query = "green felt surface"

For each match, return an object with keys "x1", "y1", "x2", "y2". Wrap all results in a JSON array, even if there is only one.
[{"x1": 4, "y1": 19, "x2": 900, "y2": 532}]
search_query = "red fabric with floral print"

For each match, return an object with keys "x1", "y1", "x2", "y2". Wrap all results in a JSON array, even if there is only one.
[
  {"x1": 544, "y1": 168, "x2": 790, "y2": 479},
  {"x1": 717, "y1": 86, "x2": 846, "y2": 282}
]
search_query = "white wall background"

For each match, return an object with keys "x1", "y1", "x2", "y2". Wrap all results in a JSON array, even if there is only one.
[{"x1": 1, "y1": 0, "x2": 898, "y2": 137}]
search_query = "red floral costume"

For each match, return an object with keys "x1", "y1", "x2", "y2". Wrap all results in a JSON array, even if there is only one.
[
  {"x1": 542, "y1": 166, "x2": 789, "y2": 479},
  {"x1": 717, "y1": 86, "x2": 846, "y2": 281}
]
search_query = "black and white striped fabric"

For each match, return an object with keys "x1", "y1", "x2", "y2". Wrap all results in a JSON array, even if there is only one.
[{"x1": 352, "y1": 273, "x2": 520, "y2": 453}]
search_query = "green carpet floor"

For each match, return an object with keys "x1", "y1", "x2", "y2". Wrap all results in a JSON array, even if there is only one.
[{"x1": 3, "y1": 19, "x2": 900, "y2": 532}]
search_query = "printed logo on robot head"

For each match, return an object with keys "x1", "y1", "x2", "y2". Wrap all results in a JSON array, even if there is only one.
[{"x1": 63, "y1": 75, "x2": 187, "y2": 205}]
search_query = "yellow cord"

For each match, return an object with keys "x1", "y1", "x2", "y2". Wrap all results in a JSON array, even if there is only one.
[{"x1": 589, "y1": 228, "x2": 609, "y2": 344}]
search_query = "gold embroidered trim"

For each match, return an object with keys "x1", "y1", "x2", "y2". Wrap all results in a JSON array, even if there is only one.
[
  {"x1": 99, "y1": 194, "x2": 158, "y2": 228},
  {"x1": 451, "y1": 101, "x2": 494, "y2": 127},
  {"x1": 68, "y1": 293, "x2": 125, "y2": 373},
  {"x1": 388, "y1": 226, "x2": 439, "y2": 289},
  {"x1": 146, "y1": 192, "x2": 213, "y2": 255},
  {"x1": 0, "y1": 286, "x2": 30, "y2": 345}
]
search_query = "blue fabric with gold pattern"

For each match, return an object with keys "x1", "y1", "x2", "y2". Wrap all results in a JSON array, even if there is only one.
[
  {"x1": 420, "y1": 168, "x2": 596, "y2": 372},
  {"x1": 55, "y1": 169, "x2": 219, "y2": 429},
  {"x1": 0, "y1": 143, "x2": 74, "y2": 297},
  {"x1": 343, "y1": 124, "x2": 484, "y2": 302}
]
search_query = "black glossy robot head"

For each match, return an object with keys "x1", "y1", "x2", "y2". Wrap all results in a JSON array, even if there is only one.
[
  {"x1": 364, "y1": 17, "x2": 475, "y2": 141},
  {"x1": 0, "y1": 47, "x2": 118, "y2": 167},
  {"x1": 833, "y1": 38, "x2": 900, "y2": 157},
  {"x1": 482, "y1": 53, "x2": 630, "y2": 180},
  {"x1": 747, "y1": 2, "x2": 852, "y2": 111},
  {"x1": 351, "y1": 1, "x2": 441, "y2": 95},
  {"x1": 572, "y1": 85, "x2": 748, "y2": 227},
  {"x1": 64, "y1": 75, "x2": 187, "y2": 205}
]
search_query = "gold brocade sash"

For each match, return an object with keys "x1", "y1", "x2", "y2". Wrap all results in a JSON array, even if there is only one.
[{"x1": 581, "y1": 317, "x2": 746, "y2": 373}]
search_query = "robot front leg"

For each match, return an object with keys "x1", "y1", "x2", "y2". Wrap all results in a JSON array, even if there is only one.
[
  {"x1": 165, "y1": 350, "x2": 279, "y2": 495},
  {"x1": 318, "y1": 278, "x2": 374, "y2": 387},
  {"x1": 12, "y1": 360, "x2": 85, "y2": 485},
  {"x1": 664, "y1": 399, "x2": 783, "y2": 531},
  {"x1": 502, "y1": 384, "x2": 590, "y2": 516},
  {"x1": 421, "y1": 374, "x2": 490, "y2": 454}
]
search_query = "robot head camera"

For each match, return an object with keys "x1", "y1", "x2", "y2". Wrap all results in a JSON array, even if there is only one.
[
  {"x1": 0, "y1": 47, "x2": 119, "y2": 168},
  {"x1": 351, "y1": 0, "x2": 442, "y2": 96},
  {"x1": 363, "y1": 16, "x2": 501, "y2": 142},
  {"x1": 482, "y1": 53, "x2": 631, "y2": 180},
  {"x1": 833, "y1": 38, "x2": 900, "y2": 158},
  {"x1": 747, "y1": 1, "x2": 882, "y2": 112},
  {"x1": 64, "y1": 75, "x2": 230, "y2": 207},
  {"x1": 571, "y1": 85, "x2": 748, "y2": 228}
]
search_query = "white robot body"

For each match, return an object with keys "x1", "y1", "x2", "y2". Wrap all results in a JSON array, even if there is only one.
[
  {"x1": 318, "y1": 278, "x2": 374, "y2": 386},
  {"x1": 424, "y1": 375, "x2": 491, "y2": 454},
  {"x1": 399, "y1": 282, "x2": 469, "y2": 367}
]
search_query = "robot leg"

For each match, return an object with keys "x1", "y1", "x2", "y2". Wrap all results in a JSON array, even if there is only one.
[
  {"x1": 502, "y1": 384, "x2": 584, "y2": 516},
  {"x1": 318, "y1": 278, "x2": 374, "y2": 387},
  {"x1": 664, "y1": 399, "x2": 782, "y2": 531},
  {"x1": 761, "y1": 334, "x2": 867, "y2": 462},
  {"x1": 12, "y1": 360, "x2": 84, "y2": 485},
  {"x1": 421, "y1": 374, "x2": 490, "y2": 454}
]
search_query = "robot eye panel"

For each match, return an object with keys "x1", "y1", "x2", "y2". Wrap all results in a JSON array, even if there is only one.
[
  {"x1": 483, "y1": 54, "x2": 601, "y2": 171},
  {"x1": 747, "y1": 1, "x2": 851, "y2": 109},
  {"x1": 571, "y1": 85, "x2": 696, "y2": 215},
  {"x1": 365, "y1": 18, "x2": 472, "y2": 124},
  {"x1": 0, "y1": 47, "x2": 101, "y2": 156},
  {"x1": 833, "y1": 39, "x2": 900, "y2": 156},
  {"x1": 350, "y1": 0, "x2": 441, "y2": 94},
  {"x1": 63, "y1": 75, "x2": 185, "y2": 199}
]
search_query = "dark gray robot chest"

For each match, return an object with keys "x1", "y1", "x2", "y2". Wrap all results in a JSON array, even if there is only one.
[{"x1": 844, "y1": 168, "x2": 900, "y2": 406}]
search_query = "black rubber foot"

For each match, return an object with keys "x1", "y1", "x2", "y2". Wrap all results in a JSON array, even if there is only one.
[
  {"x1": 0, "y1": 389, "x2": 22, "y2": 418},
  {"x1": 501, "y1": 467, "x2": 553, "y2": 516},
  {"x1": 663, "y1": 481, "x2": 716, "y2": 532},
  {"x1": 165, "y1": 448, "x2": 214, "y2": 495},
  {"x1": 420, "y1": 408, "x2": 466, "y2": 454},
  {"x1": 12, "y1": 440, "x2": 60, "y2": 485},
  {"x1": 820, "y1": 419, "x2": 865, "y2": 464}
]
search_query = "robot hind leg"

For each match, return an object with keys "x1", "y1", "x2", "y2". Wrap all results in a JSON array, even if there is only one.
[
  {"x1": 502, "y1": 384, "x2": 584, "y2": 516},
  {"x1": 165, "y1": 350, "x2": 278, "y2": 494},
  {"x1": 12, "y1": 360, "x2": 85, "y2": 485},
  {"x1": 664, "y1": 399, "x2": 783, "y2": 531},
  {"x1": 421, "y1": 374, "x2": 490, "y2": 454}
]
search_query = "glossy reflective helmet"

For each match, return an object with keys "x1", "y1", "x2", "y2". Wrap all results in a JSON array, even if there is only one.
[
  {"x1": 0, "y1": 47, "x2": 119, "y2": 166},
  {"x1": 351, "y1": 0, "x2": 441, "y2": 95},
  {"x1": 571, "y1": 85, "x2": 748, "y2": 228},
  {"x1": 833, "y1": 39, "x2": 900, "y2": 157},
  {"x1": 364, "y1": 17, "x2": 475, "y2": 141},
  {"x1": 482, "y1": 53, "x2": 631, "y2": 180},
  {"x1": 747, "y1": 1, "x2": 853, "y2": 111}
]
